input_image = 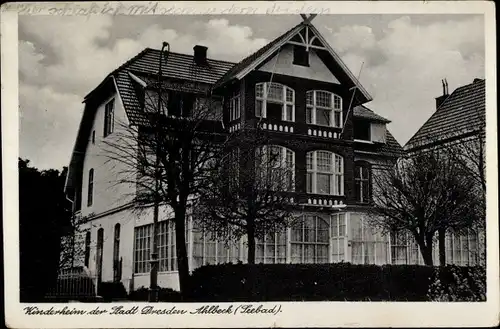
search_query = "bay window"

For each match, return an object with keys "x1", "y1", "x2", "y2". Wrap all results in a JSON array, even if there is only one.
[
  {"x1": 306, "y1": 151, "x2": 344, "y2": 195},
  {"x1": 445, "y1": 230, "x2": 480, "y2": 266},
  {"x1": 291, "y1": 215, "x2": 329, "y2": 263},
  {"x1": 255, "y1": 82, "x2": 295, "y2": 121},
  {"x1": 256, "y1": 145, "x2": 295, "y2": 191},
  {"x1": 306, "y1": 90, "x2": 343, "y2": 128}
]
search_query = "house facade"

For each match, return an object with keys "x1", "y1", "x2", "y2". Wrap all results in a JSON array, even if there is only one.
[
  {"x1": 404, "y1": 78, "x2": 486, "y2": 267},
  {"x1": 64, "y1": 18, "x2": 420, "y2": 293}
]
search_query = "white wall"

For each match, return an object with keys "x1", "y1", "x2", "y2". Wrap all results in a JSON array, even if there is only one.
[
  {"x1": 80, "y1": 90, "x2": 136, "y2": 218},
  {"x1": 370, "y1": 123, "x2": 387, "y2": 143},
  {"x1": 259, "y1": 44, "x2": 341, "y2": 84}
]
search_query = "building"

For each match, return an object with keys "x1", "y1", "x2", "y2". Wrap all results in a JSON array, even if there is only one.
[
  {"x1": 404, "y1": 78, "x2": 486, "y2": 266},
  {"x1": 64, "y1": 17, "x2": 407, "y2": 293}
]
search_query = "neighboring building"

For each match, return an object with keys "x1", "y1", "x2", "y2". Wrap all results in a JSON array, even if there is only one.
[
  {"x1": 404, "y1": 78, "x2": 486, "y2": 266},
  {"x1": 64, "y1": 17, "x2": 406, "y2": 292}
]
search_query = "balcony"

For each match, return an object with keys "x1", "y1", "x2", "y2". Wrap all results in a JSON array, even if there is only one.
[{"x1": 296, "y1": 192, "x2": 347, "y2": 208}]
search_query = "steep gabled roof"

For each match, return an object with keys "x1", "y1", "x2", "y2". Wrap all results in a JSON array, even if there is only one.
[
  {"x1": 213, "y1": 21, "x2": 372, "y2": 104},
  {"x1": 214, "y1": 22, "x2": 303, "y2": 88},
  {"x1": 85, "y1": 48, "x2": 235, "y2": 126},
  {"x1": 405, "y1": 78, "x2": 485, "y2": 150},
  {"x1": 353, "y1": 105, "x2": 391, "y2": 123}
]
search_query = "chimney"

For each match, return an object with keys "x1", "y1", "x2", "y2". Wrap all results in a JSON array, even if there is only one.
[
  {"x1": 193, "y1": 45, "x2": 208, "y2": 66},
  {"x1": 435, "y1": 78, "x2": 449, "y2": 109}
]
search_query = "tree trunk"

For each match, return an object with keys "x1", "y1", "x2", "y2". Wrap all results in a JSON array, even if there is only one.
[
  {"x1": 175, "y1": 208, "x2": 190, "y2": 299},
  {"x1": 438, "y1": 228, "x2": 446, "y2": 266},
  {"x1": 247, "y1": 220, "x2": 256, "y2": 264},
  {"x1": 415, "y1": 234, "x2": 434, "y2": 266}
]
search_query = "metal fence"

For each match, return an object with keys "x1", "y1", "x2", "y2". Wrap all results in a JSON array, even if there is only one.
[{"x1": 45, "y1": 266, "x2": 98, "y2": 301}]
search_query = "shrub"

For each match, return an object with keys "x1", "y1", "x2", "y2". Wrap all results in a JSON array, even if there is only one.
[
  {"x1": 427, "y1": 265, "x2": 486, "y2": 301},
  {"x1": 189, "y1": 263, "x2": 486, "y2": 302},
  {"x1": 97, "y1": 281, "x2": 128, "y2": 302},
  {"x1": 128, "y1": 286, "x2": 182, "y2": 302}
]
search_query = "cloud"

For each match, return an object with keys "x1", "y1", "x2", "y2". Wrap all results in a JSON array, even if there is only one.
[
  {"x1": 324, "y1": 15, "x2": 484, "y2": 145},
  {"x1": 19, "y1": 17, "x2": 267, "y2": 169}
]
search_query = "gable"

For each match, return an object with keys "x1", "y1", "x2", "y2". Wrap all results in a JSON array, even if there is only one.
[
  {"x1": 258, "y1": 44, "x2": 341, "y2": 84},
  {"x1": 214, "y1": 21, "x2": 372, "y2": 104}
]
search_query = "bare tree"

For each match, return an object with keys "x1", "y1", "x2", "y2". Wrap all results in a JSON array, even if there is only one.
[
  {"x1": 102, "y1": 84, "x2": 224, "y2": 296},
  {"x1": 194, "y1": 127, "x2": 298, "y2": 264},
  {"x1": 368, "y1": 147, "x2": 480, "y2": 266}
]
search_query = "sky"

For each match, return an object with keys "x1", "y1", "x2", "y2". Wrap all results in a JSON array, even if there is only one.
[{"x1": 18, "y1": 13, "x2": 485, "y2": 170}]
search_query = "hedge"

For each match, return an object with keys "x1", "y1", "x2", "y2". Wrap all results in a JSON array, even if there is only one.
[
  {"x1": 98, "y1": 281, "x2": 128, "y2": 301},
  {"x1": 188, "y1": 263, "x2": 485, "y2": 302},
  {"x1": 128, "y1": 286, "x2": 183, "y2": 302}
]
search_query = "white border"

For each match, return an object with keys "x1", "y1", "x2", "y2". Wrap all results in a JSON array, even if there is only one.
[{"x1": 2, "y1": 1, "x2": 498, "y2": 328}]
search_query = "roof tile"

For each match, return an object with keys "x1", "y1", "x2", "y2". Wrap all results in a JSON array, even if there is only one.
[{"x1": 405, "y1": 79, "x2": 485, "y2": 149}]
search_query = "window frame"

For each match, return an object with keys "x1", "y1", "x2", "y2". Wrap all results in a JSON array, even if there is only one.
[
  {"x1": 293, "y1": 45, "x2": 309, "y2": 67},
  {"x1": 255, "y1": 230, "x2": 287, "y2": 264},
  {"x1": 229, "y1": 95, "x2": 241, "y2": 121},
  {"x1": 255, "y1": 82, "x2": 295, "y2": 122},
  {"x1": 354, "y1": 161, "x2": 372, "y2": 203},
  {"x1": 290, "y1": 215, "x2": 330, "y2": 264},
  {"x1": 192, "y1": 229, "x2": 240, "y2": 268},
  {"x1": 306, "y1": 150, "x2": 344, "y2": 196},
  {"x1": 331, "y1": 213, "x2": 347, "y2": 263},
  {"x1": 256, "y1": 145, "x2": 296, "y2": 192},
  {"x1": 104, "y1": 98, "x2": 115, "y2": 137},
  {"x1": 306, "y1": 90, "x2": 343, "y2": 128},
  {"x1": 87, "y1": 169, "x2": 94, "y2": 207}
]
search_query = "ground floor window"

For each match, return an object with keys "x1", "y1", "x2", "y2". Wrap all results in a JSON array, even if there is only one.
[
  {"x1": 331, "y1": 213, "x2": 346, "y2": 262},
  {"x1": 256, "y1": 231, "x2": 287, "y2": 264},
  {"x1": 350, "y1": 214, "x2": 389, "y2": 265},
  {"x1": 192, "y1": 229, "x2": 240, "y2": 269},
  {"x1": 446, "y1": 229, "x2": 480, "y2": 266},
  {"x1": 290, "y1": 215, "x2": 329, "y2": 264},
  {"x1": 133, "y1": 221, "x2": 178, "y2": 274}
]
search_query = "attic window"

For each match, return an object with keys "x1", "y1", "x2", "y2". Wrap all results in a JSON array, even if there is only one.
[
  {"x1": 293, "y1": 45, "x2": 309, "y2": 67},
  {"x1": 353, "y1": 119, "x2": 371, "y2": 141}
]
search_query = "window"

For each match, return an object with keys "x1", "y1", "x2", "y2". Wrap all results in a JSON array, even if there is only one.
[
  {"x1": 96, "y1": 228, "x2": 104, "y2": 283},
  {"x1": 351, "y1": 214, "x2": 389, "y2": 265},
  {"x1": 293, "y1": 45, "x2": 309, "y2": 66},
  {"x1": 353, "y1": 119, "x2": 371, "y2": 141},
  {"x1": 91, "y1": 130, "x2": 95, "y2": 144},
  {"x1": 113, "y1": 224, "x2": 121, "y2": 282},
  {"x1": 331, "y1": 213, "x2": 347, "y2": 262},
  {"x1": 306, "y1": 151, "x2": 343, "y2": 195},
  {"x1": 84, "y1": 231, "x2": 91, "y2": 267},
  {"x1": 133, "y1": 221, "x2": 180, "y2": 274},
  {"x1": 256, "y1": 145, "x2": 295, "y2": 191},
  {"x1": 229, "y1": 95, "x2": 241, "y2": 121},
  {"x1": 306, "y1": 90, "x2": 343, "y2": 127},
  {"x1": 256, "y1": 231, "x2": 287, "y2": 264},
  {"x1": 291, "y1": 215, "x2": 329, "y2": 263},
  {"x1": 255, "y1": 82, "x2": 294, "y2": 121},
  {"x1": 355, "y1": 162, "x2": 371, "y2": 203},
  {"x1": 192, "y1": 229, "x2": 240, "y2": 269},
  {"x1": 104, "y1": 99, "x2": 115, "y2": 137},
  {"x1": 144, "y1": 89, "x2": 168, "y2": 114},
  {"x1": 193, "y1": 97, "x2": 223, "y2": 121},
  {"x1": 390, "y1": 231, "x2": 409, "y2": 264},
  {"x1": 445, "y1": 230, "x2": 480, "y2": 266},
  {"x1": 87, "y1": 169, "x2": 94, "y2": 207}
]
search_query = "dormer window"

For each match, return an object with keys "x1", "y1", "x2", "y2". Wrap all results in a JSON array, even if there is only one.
[
  {"x1": 306, "y1": 91, "x2": 343, "y2": 128},
  {"x1": 353, "y1": 119, "x2": 372, "y2": 141},
  {"x1": 255, "y1": 82, "x2": 295, "y2": 122},
  {"x1": 293, "y1": 45, "x2": 309, "y2": 67}
]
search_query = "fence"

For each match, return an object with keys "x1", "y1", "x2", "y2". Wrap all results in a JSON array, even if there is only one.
[{"x1": 45, "y1": 266, "x2": 98, "y2": 302}]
